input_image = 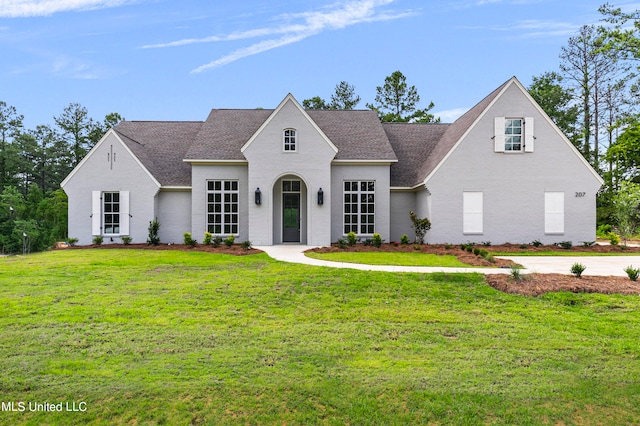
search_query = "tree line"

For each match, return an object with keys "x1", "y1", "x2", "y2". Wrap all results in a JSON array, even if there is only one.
[
  {"x1": 0, "y1": 103, "x2": 122, "y2": 253},
  {"x1": 6, "y1": 1, "x2": 640, "y2": 252}
]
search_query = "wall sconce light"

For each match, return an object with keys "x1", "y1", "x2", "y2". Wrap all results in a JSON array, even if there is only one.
[
  {"x1": 317, "y1": 188, "x2": 324, "y2": 205},
  {"x1": 255, "y1": 187, "x2": 262, "y2": 205}
]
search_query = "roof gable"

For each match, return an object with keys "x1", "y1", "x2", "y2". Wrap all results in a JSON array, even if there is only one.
[
  {"x1": 240, "y1": 94, "x2": 338, "y2": 155},
  {"x1": 113, "y1": 121, "x2": 203, "y2": 187}
]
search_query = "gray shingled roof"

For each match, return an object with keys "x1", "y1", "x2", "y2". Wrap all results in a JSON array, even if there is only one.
[
  {"x1": 112, "y1": 80, "x2": 510, "y2": 188},
  {"x1": 308, "y1": 110, "x2": 397, "y2": 161},
  {"x1": 383, "y1": 123, "x2": 450, "y2": 187},
  {"x1": 115, "y1": 121, "x2": 203, "y2": 186}
]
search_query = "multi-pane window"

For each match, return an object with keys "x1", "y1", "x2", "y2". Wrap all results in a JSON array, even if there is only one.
[
  {"x1": 284, "y1": 129, "x2": 296, "y2": 151},
  {"x1": 505, "y1": 119, "x2": 523, "y2": 151},
  {"x1": 103, "y1": 192, "x2": 120, "y2": 234},
  {"x1": 344, "y1": 181, "x2": 375, "y2": 235},
  {"x1": 207, "y1": 180, "x2": 239, "y2": 235}
]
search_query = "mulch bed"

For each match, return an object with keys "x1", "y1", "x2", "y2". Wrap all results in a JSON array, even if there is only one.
[
  {"x1": 485, "y1": 273, "x2": 640, "y2": 297},
  {"x1": 65, "y1": 243, "x2": 262, "y2": 256}
]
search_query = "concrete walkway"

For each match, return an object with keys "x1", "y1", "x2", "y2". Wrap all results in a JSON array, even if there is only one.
[{"x1": 256, "y1": 245, "x2": 640, "y2": 277}]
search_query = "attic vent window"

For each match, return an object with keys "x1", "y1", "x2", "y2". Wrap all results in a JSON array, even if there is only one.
[{"x1": 284, "y1": 129, "x2": 297, "y2": 152}]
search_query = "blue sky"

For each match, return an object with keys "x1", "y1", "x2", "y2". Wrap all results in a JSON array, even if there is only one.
[{"x1": 0, "y1": 0, "x2": 628, "y2": 129}]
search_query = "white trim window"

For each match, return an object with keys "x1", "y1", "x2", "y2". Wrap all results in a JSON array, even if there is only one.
[
  {"x1": 545, "y1": 192, "x2": 564, "y2": 234},
  {"x1": 207, "y1": 180, "x2": 239, "y2": 235},
  {"x1": 463, "y1": 191, "x2": 483, "y2": 234},
  {"x1": 344, "y1": 181, "x2": 375, "y2": 235},
  {"x1": 91, "y1": 191, "x2": 129, "y2": 236},
  {"x1": 283, "y1": 129, "x2": 297, "y2": 152},
  {"x1": 494, "y1": 117, "x2": 534, "y2": 152}
]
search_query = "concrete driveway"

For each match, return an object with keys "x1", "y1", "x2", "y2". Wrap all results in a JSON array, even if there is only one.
[{"x1": 257, "y1": 245, "x2": 640, "y2": 277}]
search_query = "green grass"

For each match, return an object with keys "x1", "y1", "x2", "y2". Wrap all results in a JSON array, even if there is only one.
[
  {"x1": 2, "y1": 249, "x2": 640, "y2": 425},
  {"x1": 305, "y1": 251, "x2": 475, "y2": 267}
]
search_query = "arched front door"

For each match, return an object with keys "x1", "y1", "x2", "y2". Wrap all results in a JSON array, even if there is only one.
[{"x1": 282, "y1": 179, "x2": 301, "y2": 242}]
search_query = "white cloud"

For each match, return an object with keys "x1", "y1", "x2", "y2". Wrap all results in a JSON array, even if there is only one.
[
  {"x1": 0, "y1": 0, "x2": 132, "y2": 18},
  {"x1": 434, "y1": 107, "x2": 468, "y2": 123},
  {"x1": 142, "y1": 0, "x2": 417, "y2": 73},
  {"x1": 461, "y1": 19, "x2": 579, "y2": 38}
]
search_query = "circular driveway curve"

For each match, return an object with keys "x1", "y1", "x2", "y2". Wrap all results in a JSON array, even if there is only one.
[{"x1": 257, "y1": 245, "x2": 640, "y2": 277}]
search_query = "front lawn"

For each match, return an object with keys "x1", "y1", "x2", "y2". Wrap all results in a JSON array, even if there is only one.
[
  {"x1": 304, "y1": 251, "x2": 474, "y2": 267},
  {"x1": 1, "y1": 249, "x2": 640, "y2": 425}
]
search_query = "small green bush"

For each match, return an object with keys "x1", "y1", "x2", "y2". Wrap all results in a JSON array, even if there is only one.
[
  {"x1": 582, "y1": 241, "x2": 595, "y2": 247},
  {"x1": 570, "y1": 262, "x2": 586, "y2": 278},
  {"x1": 183, "y1": 232, "x2": 197, "y2": 247},
  {"x1": 625, "y1": 265, "x2": 640, "y2": 281},
  {"x1": 485, "y1": 254, "x2": 496, "y2": 263},
  {"x1": 203, "y1": 232, "x2": 213, "y2": 245},
  {"x1": 212, "y1": 236, "x2": 223, "y2": 248},
  {"x1": 67, "y1": 237, "x2": 79, "y2": 247},
  {"x1": 92, "y1": 236, "x2": 103, "y2": 245},
  {"x1": 558, "y1": 241, "x2": 573, "y2": 250},
  {"x1": 372, "y1": 233, "x2": 382, "y2": 248},
  {"x1": 241, "y1": 240, "x2": 252, "y2": 251},
  {"x1": 597, "y1": 224, "x2": 613, "y2": 238},
  {"x1": 510, "y1": 265, "x2": 524, "y2": 281},
  {"x1": 147, "y1": 218, "x2": 160, "y2": 246},
  {"x1": 473, "y1": 247, "x2": 481, "y2": 256},
  {"x1": 519, "y1": 244, "x2": 528, "y2": 249},
  {"x1": 607, "y1": 232, "x2": 620, "y2": 246},
  {"x1": 531, "y1": 239, "x2": 542, "y2": 247},
  {"x1": 224, "y1": 235, "x2": 235, "y2": 247},
  {"x1": 413, "y1": 243, "x2": 422, "y2": 251},
  {"x1": 400, "y1": 234, "x2": 410, "y2": 245},
  {"x1": 337, "y1": 238, "x2": 348, "y2": 249},
  {"x1": 481, "y1": 241, "x2": 491, "y2": 247},
  {"x1": 444, "y1": 243, "x2": 453, "y2": 250},
  {"x1": 362, "y1": 238, "x2": 373, "y2": 246},
  {"x1": 121, "y1": 236, "x2": 132, "y2": 245},
  {"x1": 346, "y1": 232, "x2": 358, "y2": 246}
]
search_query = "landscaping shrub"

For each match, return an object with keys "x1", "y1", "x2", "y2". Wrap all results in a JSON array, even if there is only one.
[
  {"x1": 625, "y1": 265, "x2": 640, "y2": 282},
  {"x1": 413, "y1": 243, "x2": 422, "y2": 250},
  {"x1": 183, "y1": 232, "x2": 197, "y2": 247},
  {"x1": 121, "y1": 236, "x2": 132, "y2": 245},
  {"x1": 510, "y1": 265, "x2": 524, "y2": 281},
  {"x1": 531, "y1": 239, "x2": 542, "y2": 247},
  {"x1": 444, "y1": 243, "x2": 453, "y2": 250},
  {"x1": 409, "y1": 210, "x2": 431, "y2": 244},
  {"x1": 337, "y1": 238, "x2": 348, "y2": 249},
  {"x1": 558, "y1": 241, "x2": 573, "y2": 250},
  {"x1": 203, "y1": 232, "x2": 212, "y2": 245},
  {"x1": 67, "y1": 237, "x2": 79, "y2": 247},
  {"x1": 482, "y1": 241, "x2": 491, "y2": 247},
  {"x1": 607, "y1": 232, "x2": 620, "y2": 246},
  {"x1": 362, "y1": 238, "x2": 373, "y2": 246},
  {"x1": 400, "y1": 234, "x2": 410, "y2": 245},
  {"x1": 212, "y1": 236, "x2": 223, "y2": 248},
  {"x1": 597, "y1": 223, "x2": 613, "y2": 238},
  {"x1": 147, "y1": 218, "x2": 160, "y2": 246},
  {"x1": 372, "y1": 233, "x2": 382, "y2": 248},
  {"x1": 92, "y1": 236, "x2": 103, "y2": 245},
  {"x1": 346, "y1": 232, "x2": 358, "y2": 246},
  {"x1": 570, "y1": 262, "x2": 586, "y2": 278},
  {"x1": 241, "y1": 240, "x2": 252, "y2": 251},
  {"x1": 223, "y1": 235, "x2": 235, "y2": 247},
  {"x1": 582, "y1": 241, "x2": 595, "y2": 247}
]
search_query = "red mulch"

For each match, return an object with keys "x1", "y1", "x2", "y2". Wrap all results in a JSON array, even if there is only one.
[
  {"x1": 485, "y1": 273, "x2": 640, "y2": 297},
  {"x1": 65, "y1": 243, "x2": 262, "y2": 256}
]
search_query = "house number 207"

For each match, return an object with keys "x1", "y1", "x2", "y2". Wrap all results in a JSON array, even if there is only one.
[{"x1": 575, "y1": 192, "x2": 586, "y2": 198}]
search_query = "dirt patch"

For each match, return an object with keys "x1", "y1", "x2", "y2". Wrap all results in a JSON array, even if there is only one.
[
  {"x1": 65, "y1": 243, "x2": 262, "y2": 256},
  {"x1": 486, "y1": 273, "x2": 640, "y2": 297}
]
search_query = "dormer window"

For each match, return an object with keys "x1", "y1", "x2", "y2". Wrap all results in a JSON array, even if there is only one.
[{"x1": 284, "y1": 129, "x2": 297, "y2": 152}]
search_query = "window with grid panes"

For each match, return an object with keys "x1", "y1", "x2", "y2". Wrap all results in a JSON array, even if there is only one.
[
  {"x1": 343, "y1": 181, "x2": 375, "y2": 235},
  {"x1": 103, "y1": 192, "x2": 120, "y2": 234},
  {"x1": 206, "y1": 180, "x2": 239, "y2": 235},
  {"x1": 505, "y1": 118, "x2": 523, "y2": 151},
  {"x1": 283, "y1": 129, "x2": 296, "y2": 151}
]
